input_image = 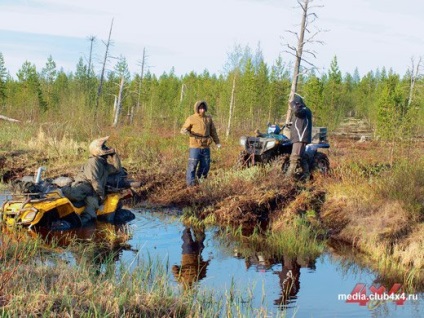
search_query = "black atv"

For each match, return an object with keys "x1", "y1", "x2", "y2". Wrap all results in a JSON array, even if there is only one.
[{"x1": 236, "y1": 124, "x2": 330, "y2": 175}]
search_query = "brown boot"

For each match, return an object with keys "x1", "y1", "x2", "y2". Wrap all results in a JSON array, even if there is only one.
[
  {"x1": 300, "y1": 156, "x2": 310, "y2": 180},
  {"x1": 286, "y1": 155, "x2": 300, "y2": 178}
]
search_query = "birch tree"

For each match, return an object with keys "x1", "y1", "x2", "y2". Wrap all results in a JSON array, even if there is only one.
[
  {"x1": 407, "y1": 56, "x2": 422, "y2": 108},
  {"x1": 96, "y1": 18, "x2": 114, "y2": 111}
]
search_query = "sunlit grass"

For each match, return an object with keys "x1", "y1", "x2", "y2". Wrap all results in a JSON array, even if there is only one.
[{"x1": 1, "y1": 231, "x2": 293, "y2": 317}]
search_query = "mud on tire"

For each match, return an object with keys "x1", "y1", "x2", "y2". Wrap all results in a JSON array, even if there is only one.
[
  {"x1": 272, "y1": 154, "x2": 290, "y2": 173},
  {"x1": 312, "y1": 152, "x2": 330, "y2": 175},
  {"x1": 235, "y1": 150, "x2": 252, "y2": 169}
]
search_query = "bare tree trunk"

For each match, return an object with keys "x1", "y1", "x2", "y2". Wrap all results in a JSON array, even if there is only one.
[
  {"x1": 226, "y1": 75, "x2": 237, "y2": 138},
  {"x1": 87, "y1": 36, "x2": 96, "y2": 77},
  {"x1": 407, "y1": 56, "x2": 422, "y2": 107},
  {"x1": 0, "y1": 115, "x2": 20, "y2": 122},
  {"x1": 179, "y1": 83, "x2": 186, "y2": 105},
  {"x1": 174, "y1": 84, "x2": 187, "y2": 133},
  {"x1": 96, "y1": 18, "x2": 114, "y2": 112},
  {"x1": 284, "y1": 0, "x2": 309, "y2": 132},
  {"x1": 112, "y1": 77, "x2": 124, "y2": 127},
  {"x1": 127, "y1": 106, "x2": 134, "y2": 125},
  {"x1": 136, "y1": 47, "x2": 146, "y2": 112}
]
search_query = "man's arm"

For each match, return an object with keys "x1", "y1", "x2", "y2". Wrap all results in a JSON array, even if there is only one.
[
  {"x1": 180, "y1": 116, "x2": 192, "y2": 135},
  {"x1": 209, "y1": 119, "x2": 220, "y2": 145},
  {"x1": 88, "y1": 159, "x2": 106, "y2": 199}
]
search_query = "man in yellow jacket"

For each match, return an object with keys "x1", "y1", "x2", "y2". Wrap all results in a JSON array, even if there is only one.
[{"x1": 181, "y1": 101, "x2": 221, "y2": 186}]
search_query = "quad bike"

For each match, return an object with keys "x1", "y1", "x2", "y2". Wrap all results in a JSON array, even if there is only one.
[
  {"x1": 236, "y1": 124, "x2": 330, "y2": 175},
  {"x1": 1, "y1": 167, "x2": 136, "y2": 231}
]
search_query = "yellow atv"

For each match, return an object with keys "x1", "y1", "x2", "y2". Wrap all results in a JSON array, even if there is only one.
[{"x1": 1, "y1": 167, "x2": 135, "y2": 231}]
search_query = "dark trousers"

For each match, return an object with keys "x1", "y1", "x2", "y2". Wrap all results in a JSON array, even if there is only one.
[{"x1": 186, "y1": 148, "x2": 210, "y2": 186}]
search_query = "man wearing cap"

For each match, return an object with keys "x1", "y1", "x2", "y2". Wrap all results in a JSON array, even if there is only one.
[{"x1": 181, "y1": 100, "x2": 221, "y2": 186}]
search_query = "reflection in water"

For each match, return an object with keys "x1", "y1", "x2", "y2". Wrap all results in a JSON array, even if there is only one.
[
  {"x1": 274, "y1": 256, "x2": 301, "y2": 308},
  {"x1": 244, "y1": 253, "x2": 280, "y2": 272},
  {"x1": 172, "y1": 227, "x2": 209, "y2": 291},
  {"x1": 36, "y1": 222, "x2": 134, "y2": 276},
  {"x1": 3, "y1": 207, "x2": 422, "y2": 318},
  {"x1": 273, "y1": 256, "x2": 316, "y2": 309}
]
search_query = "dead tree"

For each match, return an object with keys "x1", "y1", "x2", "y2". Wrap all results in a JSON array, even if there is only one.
[
  {"x1": 226, "y1": 74, "x2": 237, "y2": 139},
  {"x1": 96, "y1": 18, "x2": 114, "y2": 112},
  {"x1": 87, "y1": 35, "x2": 96, "y2": 77},
  {"x1": 136, "y1": 48, "x2": 147, "y2": 112},
  {"x1": 0, "y1": 115, "x2": 20, "y2": 123},
  {"x1": 112, "y1": 76, "x2": 124, "y2": 127},
  {"x1": 407, "y1": 56, "x2": 422, "y2": 108},
  {"x1": 282, "y1": 0, "x2": 325, "y2": 136}
]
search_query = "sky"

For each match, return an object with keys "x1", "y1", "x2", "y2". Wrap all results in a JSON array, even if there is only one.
[{"x1": 0, "y1": 0, "x2": 423, "y2": 79}]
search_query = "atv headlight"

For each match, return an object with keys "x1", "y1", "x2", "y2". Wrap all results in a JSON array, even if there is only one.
[
  {"x1": 239, "y1": 136, "x2": 247, "y2": 147},
  {"x1": 265, "y1": 140, "x2": 276, "y2": 150},
  {"x1": 20, "y1": 208, "x2": 38, "y2": 224}
]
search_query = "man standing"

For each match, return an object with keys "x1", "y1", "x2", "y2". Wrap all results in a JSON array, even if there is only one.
[
  {"x1": 286, "y1": 94, "x2": 312, "y2": 179},
  {"x1": 181, "y1": 100, "x2": 221, "y2": 186}
]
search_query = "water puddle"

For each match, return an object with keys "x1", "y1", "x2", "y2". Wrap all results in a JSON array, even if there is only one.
[
  {"x1": 100, "y1": 209, "x2": 424, "y2": 318},
  {"x1": 1, "y1": 194, "x2": 422, "y2": 317}
]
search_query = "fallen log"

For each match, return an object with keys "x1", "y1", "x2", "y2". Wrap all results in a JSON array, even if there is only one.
[{"x1": 0, "y1": 115, "x2": 20, "y2": 122}]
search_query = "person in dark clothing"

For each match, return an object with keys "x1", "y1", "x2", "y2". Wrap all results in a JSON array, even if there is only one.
[
  {"x1": 286, "y1": 94, "x2": 312, "y2": 179},
  {"x1": 63, "y1": 136, "x2": 122, "y2": 225}
]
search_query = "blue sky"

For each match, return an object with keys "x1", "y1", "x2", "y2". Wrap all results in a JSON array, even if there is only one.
[{"x1": 0, "y1": 0, "x2": 423, "y2": 78}]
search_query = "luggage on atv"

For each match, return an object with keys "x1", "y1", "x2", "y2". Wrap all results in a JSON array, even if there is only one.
[
  {"x1": 236, "y1": 124, "x2": 330, "y2": 175},
  {"x1": 1, "y1": 167, "x2": 136, "y2": 231}
]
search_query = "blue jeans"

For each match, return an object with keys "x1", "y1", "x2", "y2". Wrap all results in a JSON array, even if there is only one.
[{"x1": 186, "y1": 148, "x2": 210, "y2": 186}]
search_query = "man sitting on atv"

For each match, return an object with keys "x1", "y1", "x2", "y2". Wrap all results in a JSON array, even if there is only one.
[{"x1": 63, "y1": 136, "x2": 132, "y2": 226}]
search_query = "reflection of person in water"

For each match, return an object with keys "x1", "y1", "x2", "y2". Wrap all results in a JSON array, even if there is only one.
[
  {"x1": 172, "y1": 227, "x2": 209, "y2": 290},
  {"x1": 274, "y1": 256, "x2": 301, "y2": 307},
  {"x1": 274, "y1": 255, "x2": 317, "y2": 307}
]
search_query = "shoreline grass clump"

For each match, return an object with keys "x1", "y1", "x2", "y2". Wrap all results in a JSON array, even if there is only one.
[{"x1": 322, "y1": 140, "x2": 424, "y2": 290}]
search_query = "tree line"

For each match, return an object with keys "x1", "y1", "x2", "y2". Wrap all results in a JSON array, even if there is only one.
[{"x1": 0, "y1": 49, "x2": 422, "y2": 141}]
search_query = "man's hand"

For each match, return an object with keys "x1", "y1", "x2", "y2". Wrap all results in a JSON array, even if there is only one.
[{"x1": 180, "y1": 128, "x2": 190, "y2": 135}]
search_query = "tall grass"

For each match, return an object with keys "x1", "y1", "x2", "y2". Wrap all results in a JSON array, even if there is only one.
[
  {"x1": 324, "y1": 142, "x2": 424, "y2": 290},
  {"x1": 1, "y1": 230, "x2": 293, "y2": 317}
]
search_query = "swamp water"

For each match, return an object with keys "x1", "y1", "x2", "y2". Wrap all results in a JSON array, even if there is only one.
[{"x1": 1, "y1": 199, "x2": 423, "y2": 317}]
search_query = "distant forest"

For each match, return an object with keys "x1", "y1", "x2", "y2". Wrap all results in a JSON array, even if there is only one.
[{"x1": 0, "y1": 49, "x2": 422, "y2": 141}]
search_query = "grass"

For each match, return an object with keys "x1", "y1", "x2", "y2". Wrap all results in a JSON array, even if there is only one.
[
  {"x1": 322, "y1": 139, "x2": 424, "y2": 290},
  {"x1": 1, "y1": 120, "x2": 423, "y2": 304},
  {"x1": 0, "y1": 230, "x2": 292, "y2": 317}
]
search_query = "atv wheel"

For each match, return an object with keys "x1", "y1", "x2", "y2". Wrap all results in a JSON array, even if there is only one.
[
  {"x1": 273, "y1": 154, "x2": 290, "y2": 173},
  {"x1": 312, "y1": 152, "x2": 330, "y2": 175},
  {"x1": 235, "y1": 150, "x2": 252, "y2": 169},
  {"x1": 114, "y1": 209, "x2": 135, "y2": 224}
]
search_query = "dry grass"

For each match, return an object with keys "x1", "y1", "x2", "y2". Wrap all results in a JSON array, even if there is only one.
[
  {"x1": 1, "y1": 124, "x2": 423, "y2": 290},
  {"x1": 322, "y1": 137, "x2": 424, "y2": 289}
]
